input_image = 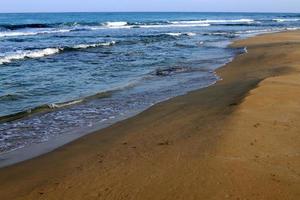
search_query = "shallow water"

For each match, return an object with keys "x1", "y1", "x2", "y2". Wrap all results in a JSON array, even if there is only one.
[{"x1": 0, "y1": 12, "x2": 299, "y2": 153}]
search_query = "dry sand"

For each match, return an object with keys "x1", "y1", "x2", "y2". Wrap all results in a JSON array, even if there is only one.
[{"x1": 0, "y1": 31, "x2": 300, "y2": 200}]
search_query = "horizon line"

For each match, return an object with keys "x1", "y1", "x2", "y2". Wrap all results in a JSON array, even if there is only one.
[{"x1": 0, "y1": 11, "x2": 299, "y2": 14}]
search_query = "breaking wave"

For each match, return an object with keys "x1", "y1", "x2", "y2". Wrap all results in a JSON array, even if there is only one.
[
  {"x1": 170, "y1": 19, "x2": 254, "y2": 24},
  {"x1": 103, "y1": 21, "x2": 130, "y2": 29},
  {"x1": 273, "y1": 18, "x2": 300, "y2": 22},
  {"x1": 164, "y1": 32, "x2": 196, "y2": 37},
  {"x1": 0, "y1": 29, "x2": 71, "y2": 37},
  {"x1": 72, "y1": 41, "x2": 116, "y2": 49},
  {"x1": 0, "y1": 41, "x2": 116, "y2": 65},
  {"x1": 0, "y1": 19, "x2": 256, "y2": 34},
  {"x1": 0, "y1": 48, "x2": 60, "y2": 65}
]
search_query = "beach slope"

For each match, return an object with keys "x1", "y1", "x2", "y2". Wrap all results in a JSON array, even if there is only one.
[{"x1": 0, "y1": 31, "x2": 300, "y2": 200}]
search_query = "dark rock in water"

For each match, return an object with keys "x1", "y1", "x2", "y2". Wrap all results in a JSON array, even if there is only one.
[{"x1": 155, "y1": 66, "x2": 192, "y2": 76}]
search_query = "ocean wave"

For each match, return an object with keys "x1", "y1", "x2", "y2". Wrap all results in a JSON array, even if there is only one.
[
  {"x1": 72, "y1": 41, "x2": 116, "y2": 49},
  {"x1": 139, "y1": 23, "x2": 210, "y2": 28},
  {"x1": 170, "y1": 19, "x2": 254, "y2": 24},
  {"x1": 137, "y1": 33, "x2": 195, "y2": 44},
  {"x1": 49, "y1": 77, "x2": 143, "y2": 110},
  {"x1": 0, "y1": 23, "x2": 53, "y2": 30},
  {"x1": 101, "y1": 21, "x2": 210, "y2": 29},
  {"x1": 0, "y1": 91, "x2": 112, "y2": 122},
  {"x1": 0, "y1": 77, "x2": 143, "y2": 122},
  {"x1": 0, "y1": 19, "x2": 255, "y2": 35},
  {"x1": 115, "y1": 32, "x2": 194, "y2": 45},
  {"x1": 273, "y1": 18, "x2": 300, "y2": 22},
  {"x1": 0, "y1": 19, "x2": 255, "y2": 34},
  {"x1": 235, "y1": 27, "x2": 300, "y2": 36},
  {"x1": 89, "y1": 23, "x2": 210, "y2": 29},
  {"x1": 204, "y1": 31, "x2": 237, "y2": 38},
  {"x1": 0, "y1": 48, "x2": 60, "y2": 65},
  {"x1": 165, "y1": 32, "x2": 196, "y2": 37},
  {"x1": 0, "y1": 29, "x2": 71, "y2": 38},
  {"x1": 0, "y1": 41, "x2": 116, "y2": 65},
  {"x1": 285, "y1": 27, "x2": 300, "y2": 31},
  {"x1": 153, "y1": 66, "x2": 207, "y2": 76},
  {"x1": 235, "y1": 28, "x2": 285, "y2": 35},
  {"x1": 133, "y1": 19, "x2": 253, "y2": 28},
  {"x1": 103, "y1": 21, "x2": 130, "y2": 29},
  {"x1": 0, "y1": 99, "x2": 84, "y2": 123},
  {"x1": 49, "y1": 99, "x2": 84, "y2": 109}
]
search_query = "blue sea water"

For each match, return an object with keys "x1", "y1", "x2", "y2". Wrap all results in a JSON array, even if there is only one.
[{"x1": 0, "y1": 12, "x2": 299, "y2": 153}]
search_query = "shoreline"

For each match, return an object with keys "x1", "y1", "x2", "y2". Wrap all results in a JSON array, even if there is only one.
[
  {"x1": 0, "y1": 71, "x2": 221, "y2": 168},
  {"x1": 0, "y1": 50, "x2": 236, "y2": 168},
  {"x1": 0, "y1": 30, "x2": 261, "y2": 167},
  {"x1": 0, "y1": 30, "x2": 295, "y2": 164},
  {"x1": 0, "y1": 30, "x2": 300, "y2": 199}
]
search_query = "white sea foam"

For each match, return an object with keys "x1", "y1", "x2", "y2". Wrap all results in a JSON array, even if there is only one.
[
  {"x1": 73, "y1": 41, "x2": 116, "y2": 49},
  {"x1": 273, "y1": 18, "x2": 300, "y2": 22},
  {"x1": 89, "y1": 21, "x2": 211, "y2": 29},
  {"x1": 49, "y1": 99, "x2": 83, "y2": 109},
  {"x1": 165, "y1": 32, "x2": 182, "y2": 36},
  {"x1": 104, "y1": 21, "x2": 131, "y2": 29},
  {"x1": 286, "y1": 27, "x2": 300, "y2": 31},
  {"x1": 235, "y1": 27, "x2": 288, "y2": 35},
  {"x1": 0, "y1": 19, "x2": 256, "y2": 37},
  {"x1": 209, "y1": 32, "x2": 230, "y2": 36},
  {"x1": 0, "y1": 41, "x2": 116, "y2": 65},
  {"x1": 185, "y1": 32, "x2": 197, "y2": 36},
  {"x1": 165, "y1": 32, "x2": 196, "y2": 37},
  {"x1": 235, "y1": 27, "x2": 299, "y2": 36},
  {"x1": 140, "y1": 24, "x2": 210, "y2": 28},
  {"x1": 0, "y1": 48, "x2": 61, "y2": 65},
  {"x1": 96, "y1": 19, "x2": 253, "y2": 29},
  {"x1": 88, "y1": 22, "x2": 132, "y2": 30},
  {"x1": 0, "y1": 31, "x2": 38, "y2": 37},
  {"x1": 237, "y1": 30, "x2": 267, "y2": 34},
  {"x1": 0, "y1": 29, "x2": 71, "y2": 38},
  {"x1": 170, "y1": 19, "x2": 254, "y2": 24},
  {"x1": 138, "y1": 19, "x2": 253, "y2": 29}
]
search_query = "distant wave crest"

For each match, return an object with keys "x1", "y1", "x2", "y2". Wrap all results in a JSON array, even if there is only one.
[
  {"x1": 72, "y1": 41, "x2": 116, "y2": 49},
  {"x1": 170, "y1": 19, "x2": 254, "y2": 24},
  {"x1": 273, "y1": 18, "x2": 300, "y2": 22},
  {"x1": 103, "y1": 21, "x2": 130, "y2": 29},
  {"x1": 0, "y1": 18, "x2": 256, "y2": 36},
  {"x1": 0, "y1": 29, "x2": 71, "y2": 37},
  {"x1": 164, "y1": 32, "x2": 196, "y2": 37}
]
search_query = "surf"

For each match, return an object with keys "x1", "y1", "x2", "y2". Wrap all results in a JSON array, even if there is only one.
[{"x1": 0, "y1": 41, "x2": 116, "y2": 65}]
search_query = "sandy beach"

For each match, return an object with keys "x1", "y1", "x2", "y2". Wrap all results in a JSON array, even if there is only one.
[{"x1": 0, "y1": 31, "x2": 300, "y2": 199}]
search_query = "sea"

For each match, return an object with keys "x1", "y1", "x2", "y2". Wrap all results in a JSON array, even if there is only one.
[{"x1": 0, "y1": 12, "x2": 299, "y2": 155}]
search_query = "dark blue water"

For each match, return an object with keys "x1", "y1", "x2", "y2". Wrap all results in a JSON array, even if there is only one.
[{"x1": 0, "y1": 12, "x2": 299, "y2": 153}]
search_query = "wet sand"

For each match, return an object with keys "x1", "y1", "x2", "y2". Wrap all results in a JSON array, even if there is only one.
[{"x1": 0, "y1": 31, "x2": 300, "y2": 200}]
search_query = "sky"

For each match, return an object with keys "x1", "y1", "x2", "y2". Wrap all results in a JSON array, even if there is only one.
[{"x1": 0, "y1": 0, "x2": 299, "y2": 13}]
